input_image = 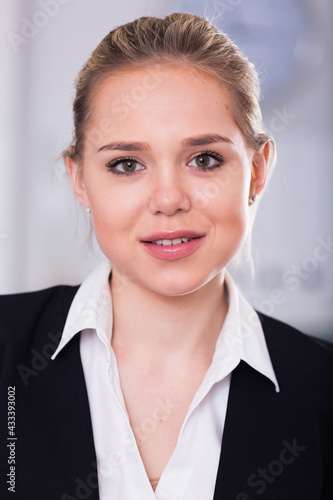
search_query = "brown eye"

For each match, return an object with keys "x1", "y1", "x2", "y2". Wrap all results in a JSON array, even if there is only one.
[
  {"x1": 105, "y1": 157, "x2": 145, "y2": 176},
  {"x1": 121, "y1": 160, "x2": 137, "y2": 172},
  {"x1": 195, "y1": 154, "x2": 211, "y2": 168},
  {"x1": 188, "y1": 151, "x2": 224, "y2": 171}
]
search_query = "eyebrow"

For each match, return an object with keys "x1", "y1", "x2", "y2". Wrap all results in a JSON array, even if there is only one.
[
  {"x1": 182, "y1": 134, "x2": 234, "y2": 147},
  {"x1": 97, "y1": 141, "x2": 149, "y2": 152},
  {"x1": 97, "y1": 134, "x2": 233, "y2": 153}
]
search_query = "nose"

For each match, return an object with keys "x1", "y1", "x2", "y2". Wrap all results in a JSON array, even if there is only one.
[{"x1": 148, "y1": 168, "x2": 191, "y2": 216}]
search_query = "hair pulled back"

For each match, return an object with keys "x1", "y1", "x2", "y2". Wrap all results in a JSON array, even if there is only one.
[{"x1": 64, "y1": 12, "x2": 275, "y2": 178}]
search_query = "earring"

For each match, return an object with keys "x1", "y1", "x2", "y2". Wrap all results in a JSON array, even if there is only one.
[
  {"x1": 248, "y1": 194, "x2": 257, "y2": 205},
  {"x1": 86, "y1": 206, "x2": 91, "y2": 214}
]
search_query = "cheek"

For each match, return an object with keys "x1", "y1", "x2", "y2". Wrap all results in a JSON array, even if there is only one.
[
  {"x1": 209, "y1": 199, "x2": 249, "y2": 265},
  {"x1": 209, "y1": 196, "x2": 248, "y2": 234},
  {"x1": 198, "y1": 160, "x2": 249, "y2": 213},
  {"x1": 202, "y1": 165, "x2": 250, "y2": 242},
  {"x1": 87, "y1": 181, "x2": 145, "y2": 243}
]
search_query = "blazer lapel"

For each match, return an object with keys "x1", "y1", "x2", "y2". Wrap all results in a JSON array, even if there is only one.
[
  {"x1": 213, "y1": 329, "x2": 322, "y2": 499},
  {"x1": 15, "y1": 333, "x2": 100, "y2": 500},
  {"x1": 213, "y1": 360, "x2": 281, "y2": 499}
]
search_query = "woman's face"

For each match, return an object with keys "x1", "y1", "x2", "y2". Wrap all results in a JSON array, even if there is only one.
[{"x1": 68, "y1": 64, "x2": 266, "y2": 296}]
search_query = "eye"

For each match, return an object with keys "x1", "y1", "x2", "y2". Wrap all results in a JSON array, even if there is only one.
[
  {"x1": 188, "y1": 151, "x2": 224, "y2": 171},
  {"x1": 105, "y1": 157, "x2": 145, "y2": 176}
]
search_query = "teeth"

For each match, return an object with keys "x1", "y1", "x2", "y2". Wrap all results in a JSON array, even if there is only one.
[{"x1": 152, "y1": 237, "x2": 193, "y2": 246}]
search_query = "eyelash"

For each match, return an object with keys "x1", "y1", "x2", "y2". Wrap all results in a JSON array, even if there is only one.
[
  {"x1": 105, "y1": 150, "x2": 225, "y2": 176},
  {"x1": 189, "y1": 150, "x2": 225, "y2": 171},
  {"x1": 105, "y1": 156, "x2": 141, "y2": 176}
]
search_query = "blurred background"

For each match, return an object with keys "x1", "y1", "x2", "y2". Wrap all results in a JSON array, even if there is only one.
[{"x1": 0, "y1": 0, "x2": 332, "y2": 339}]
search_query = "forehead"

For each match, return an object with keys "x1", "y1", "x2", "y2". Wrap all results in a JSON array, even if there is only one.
[
  {"x1": 90, "y1": 62, "x2": 229, "y2": 113},
  {"x1": 86, "y1": 63, "x2": 243, "y2": 149}
]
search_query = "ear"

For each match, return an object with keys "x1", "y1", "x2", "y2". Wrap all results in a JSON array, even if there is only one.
[
  {"x1": 66, "y1": 156, "x2": 89, "y2": 207},
  {"x1": 250, "y1": 140, "x2": 270, "y2": 196}
]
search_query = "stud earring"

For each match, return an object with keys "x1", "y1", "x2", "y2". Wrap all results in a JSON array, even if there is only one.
[
  {"x1": 86, "y1": 206, "x2": 91, "y2": 214},
  {"x1": 248, "y1": 194, "x2": 257, "y2": 205}
]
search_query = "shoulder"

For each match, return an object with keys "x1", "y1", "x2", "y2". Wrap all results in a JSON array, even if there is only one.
[
  {"x1": 257, "y1": 311, "x2": 333, "y2": 357},
  {"x1": 0, "y1": 285, "x2": 79, "y2": 371},
  {"x1": 258, "y1": 309, "x2": 332, "y2": 340},
  {"x1": 0, "y1": 285, "x2": 79, "y2": 334},
  {"x1": 257, "y1": 312, "x2": 333, "y2": 400}
]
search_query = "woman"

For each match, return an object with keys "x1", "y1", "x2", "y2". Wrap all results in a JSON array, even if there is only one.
[{"x1": 0, "y1": 12, "x2": 332, "y2": 500}]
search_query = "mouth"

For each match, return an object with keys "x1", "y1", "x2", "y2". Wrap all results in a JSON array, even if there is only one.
[
  {"x1": 141, "y1": 230, "x2": 204, "y2": 244},
  {"x1": 148, "y1": 237, "x2": 195, "y2": 246},
  {"x1": 140, "y1": 231, "x2": 205, "y2": 261}
]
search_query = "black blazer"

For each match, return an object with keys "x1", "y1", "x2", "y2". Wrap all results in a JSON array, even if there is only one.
[{"x1": 0, "y1": 285, "x2": 332, "y2": 500}]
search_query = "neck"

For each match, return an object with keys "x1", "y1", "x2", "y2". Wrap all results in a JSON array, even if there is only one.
[{"x1": 110, "y1": 269, "x2": 228, "y2": 370}]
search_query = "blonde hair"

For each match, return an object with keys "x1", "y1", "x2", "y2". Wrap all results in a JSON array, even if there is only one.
[{"x1": 64, "y1": 13, "x2": 275, "y2": 170}]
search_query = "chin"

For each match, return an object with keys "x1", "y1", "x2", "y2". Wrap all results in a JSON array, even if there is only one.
[{"x1": 137, "y1": 271, "x2": 218, "y2": 298}]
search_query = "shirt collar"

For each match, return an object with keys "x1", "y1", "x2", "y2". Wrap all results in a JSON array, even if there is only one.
[
  {"x1": 212, "y1": 272, "x2": 280, "y2": 392},
  {"x1": 52, "y1": 260, "x2": 279, "y2": 392},
  {"x1": 51, "y1": 258, "x2": 113, "y2": 359}
]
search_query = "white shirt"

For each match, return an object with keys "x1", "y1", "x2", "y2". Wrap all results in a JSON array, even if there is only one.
[{"x1": 52, "y1": 259, "x2": 279, "y2": 500}]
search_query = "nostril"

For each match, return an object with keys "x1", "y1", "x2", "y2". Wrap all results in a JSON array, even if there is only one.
[{"x1": 148, "y1": 190, "x2": 191, "y2": 216}]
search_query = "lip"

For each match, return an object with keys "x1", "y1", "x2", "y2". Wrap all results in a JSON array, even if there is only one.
[
  {"x1": 140, "y1": 230, "x2": 206, "y2": 261},
  {"x1": 141, "y1": 230, "x2": 205, "y2": 242}
]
